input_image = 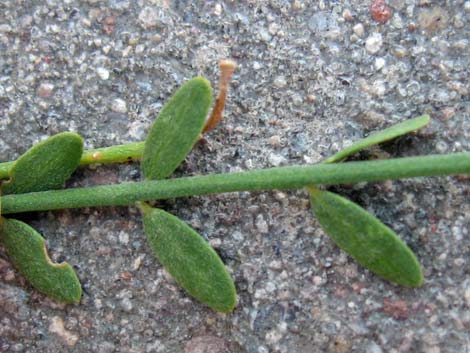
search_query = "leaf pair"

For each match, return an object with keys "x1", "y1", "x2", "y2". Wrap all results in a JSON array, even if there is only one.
[
  {"x1": 309, "y1": 115, "x2": 429, "y2": 287},
  {"x1": 0, "y1": 132, "x2": 83, "y2": 302},
  {"x1": 139, "y1": 77, "x2": 236, "y2": 312}
]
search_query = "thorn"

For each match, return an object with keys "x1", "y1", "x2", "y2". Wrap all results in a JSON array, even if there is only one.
[{"x1": 202, "y1": 59, "x2": 237, "y2": 134}]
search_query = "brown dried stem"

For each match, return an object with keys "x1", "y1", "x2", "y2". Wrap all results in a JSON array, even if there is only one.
[{"x1": 202, "y1": 59, "x2": 237, "y2": 134}]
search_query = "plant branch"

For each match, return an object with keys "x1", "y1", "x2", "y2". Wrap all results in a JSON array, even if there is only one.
[{"x1": 2, "y1": 152, "x2": 469, "y2": 215}]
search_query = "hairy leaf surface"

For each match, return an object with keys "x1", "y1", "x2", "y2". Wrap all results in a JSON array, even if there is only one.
[
  {"x1": 309, "y1": 188, "x2": 423, "y2": 287},
  {"x1": 142, "y1": 207, "x2": 236, "y2": 312},
  {"x1": 1, "y1": 218, "x2": 82, "y2": 302},
  {"x1": 142, "y1": 77, "x2": 212, "y2": 180},
  {"x1": 2, "y1": 132, "x2": 83, "y2": 194}
]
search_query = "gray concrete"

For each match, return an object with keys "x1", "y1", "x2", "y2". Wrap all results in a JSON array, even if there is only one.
[{"x1": 1, "y1": 1, "x2": 469, "y2": 352}]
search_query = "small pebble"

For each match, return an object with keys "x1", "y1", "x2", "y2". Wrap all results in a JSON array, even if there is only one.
[
  {"x1": 342, "y1": 9, "x2": 354, "y2": 21},
  {"x1": 213, "y1": 3, "x2": 222, "y2": 16},
  {"x1": 118, "y1": 231, "x2": 129, "y2": 245},
  {"x1": 268, "y1": 135, "x2": 281, "y2": 147},
  {"x1": 255, "y1": 214, "x2": 269, "y2": 234},
  {"x1": 371, "y1": 80, "x2": 386, "y2": 96},
  {"x1": 268, "y1": 153, "x2": 286, "y2": 166},
  {"x1": 370, "y1": 0, "x2": 393, "y2": 23},
  {"x1": 258, "y1": 28, "x2": 272, "y2": 42},
  {"x1": 111, "y1": 98, "x2": 127, "y2": 113},
  {"x1": 365, "y1": 33, "x2": 383, "y2": 54},
  {"x1": 353, "y1": 23, "x2": 365, "y2": 37},
  {"x1": 120, "y1": 298, "x2": 133, "y2": 312},
  {"x1": 138, "y1": 6, "x2": 169, "y2": 29},
  {"x1": 392, "y1": 46, "x2": 408, "y2": 58},
  {"x1": 96, "y1": 67, "x2": 109, "y2": 80},
  {"x1": 273, "y1": 76, "x2": 287, "y2": 88},
  {"x1": 36, "y1": 83, "x2": 54, "y2": 98},
  {"x1": 374, "y1": 57, "x2": 386, "y2": 70},
  {"x1": 465, "y1": 2, "x2": 470, "y2": 12},
  {"x1": 49, "y1": 317, "x2": 79, "y2": 347}
]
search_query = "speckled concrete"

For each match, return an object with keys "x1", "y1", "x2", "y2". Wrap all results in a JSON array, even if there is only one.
[{"x1": 0, "y1": 1, "x2": 469, "y2": 352}]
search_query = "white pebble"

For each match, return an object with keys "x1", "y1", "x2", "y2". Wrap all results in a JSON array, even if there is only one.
[
  {"x1": 268, "y1": 135, "x2": 281, "y2": 147},
  {"x1": 135, "y1": 44, "x2": 145, "y2": 54},
  {"x1": 371, "y1": 80, "x2": 386, "y2": 96},
  {"x1": 138, "y1": 6, "x2": 169, "y2": 29},
  {"x1": 118, "y1": 231, "x2": 129, "y2": 245},
  {"x1": 213, "y1": 3, "x2": 222, "y2": 16},
  {"x1": 312, "y1": 276, "x2": 323, "y2": 286},
  {"x1": 36, "y1": 82, "x2": 54, "y2": 98},
  {"x1": 255, "y1": 214, "x2": 269, "y2": 234},
  {"x1": 465, "y1": 2, "x2": 470, "y2": 12},
  {"x1": 253, "y1": 61, "x2": 262, "y2": 70},
  {"x1": 353, "y1": 23, "x2": 364, "y2": 37},
  {"x1": 268, "y1": 153, "x2": 286, "y2": 166},
  {"x1": 374, "y1": 57, "x2": 386, "y2": 70},
  {"x1": 365, "y1": 33, "x2": 383, "y2": 54},
  {"x1": 96, "y1": 67, "x2": 109, "y2": 80},
  {"x1": 111, "y1": 98, "x2": 127, "y2": 113},
  {"x1": 273, "y1": 76, "x2": 287, "y2": 88},
  {"x1": 259, "y1": 28, "x2": 272, "y2": 42}
]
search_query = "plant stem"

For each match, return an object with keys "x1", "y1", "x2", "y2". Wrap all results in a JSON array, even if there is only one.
[
  {"x1": 0, "y1": 161, "x2": 14, "y2": 179},
  {"x1": 0, "y1": 142, "x2": 145, "y2": 179},
  {"x1": 2, "y1": 152, "x2": 469, "y2": 215},
  {"x1": 79, "y1": 142, "x2": 144, "y2": 165}
]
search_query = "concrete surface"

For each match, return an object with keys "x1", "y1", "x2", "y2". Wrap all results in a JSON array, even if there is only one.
[{"x1": 0, "y1": 1, "x2": 469, "y2": 352}]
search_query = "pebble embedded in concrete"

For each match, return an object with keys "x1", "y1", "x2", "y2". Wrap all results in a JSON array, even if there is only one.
[
  {"x1": 365, "y1": 33, "x2": 383, "y2": 54},
  {"x1": 111, "y1": 98, "x2": 127, "y2": 113}
]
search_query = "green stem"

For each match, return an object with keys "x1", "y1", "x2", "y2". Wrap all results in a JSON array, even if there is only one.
[
  {"x1": 0, "y1": 142, "x2": 145, "y2": 179},
  {"x1": 2, "y1": 152, "x2": 469, "y2": 215},
  {"x1": 0, "y1": 161, "x2": 14, "y2": 179}
]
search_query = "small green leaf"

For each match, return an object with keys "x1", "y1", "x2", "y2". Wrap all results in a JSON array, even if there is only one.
[
  {"x1": 2, "y1": 132, "x2": 83, "y2": 194},
  {"x1": 141, "y1": 206, "x2": 236, "y2": 312},
  {"x1": 142, "y1": 77, "x2": 213, "y2": 180},
  {"x1": 324, "y1": 115, "x2": 430, "y2": 164},
  {"x1": 0, "y1": 218, "x2": 82, "y2": 303},
  {"x1": 309, "y1": 188, "x2": 423, "y2": 287}
]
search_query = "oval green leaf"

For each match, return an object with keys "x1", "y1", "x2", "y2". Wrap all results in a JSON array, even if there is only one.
[
  {"x1": 309, "y1": 188, "x2": 423, "y2": 287},
  {"x1": 324, "y1": 115, "x2": 430, "y2": 164},
  {"x1": 142, "y1": 77, "x2": 213, "y2": 180},
  {"x1": 2, "y1": 132, "x2": 83, "y2": 194},
  {"x1": 142, "y1": 206, "x2": 236, "y2": 312},
  {"x1": 0, "y1": 218, "x2": 82, "y2": 303}
]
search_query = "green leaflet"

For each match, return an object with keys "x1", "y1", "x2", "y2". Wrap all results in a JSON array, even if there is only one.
[
  {"x1": 309, "y1": 188, "x2": 423, "y2": 287},
  {"x1": 2, "y1": 132, "x2": 83, "y2": 194},
  {"x1": 142, "y1": 77, "x2": 213, "y2": 180},
  {"x1": 314, "y1": 116, "x2": 427, "y2": 287},
  {"x1": 0, "y1": 218, "x2": 82, "y2": 303},
  {"x1": 141, "y1": 206, "x2": 236, "y2": 312},
  {"x1": 324, "y1": 115, "x2": 430, "y2": 164}
]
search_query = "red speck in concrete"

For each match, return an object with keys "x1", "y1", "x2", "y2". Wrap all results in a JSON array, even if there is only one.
[
  {"x1": 383, "y1": 298, "x2": 409, "y2": 320},
  {"x1": 370, "y1": 0, "x2": 393, "y2": 23}
]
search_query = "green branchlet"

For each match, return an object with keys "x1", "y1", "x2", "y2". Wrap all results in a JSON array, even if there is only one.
[{"x1": 0, "y1": 75, "x2": 469, "y2": 312}]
